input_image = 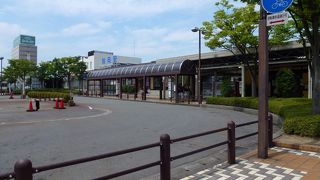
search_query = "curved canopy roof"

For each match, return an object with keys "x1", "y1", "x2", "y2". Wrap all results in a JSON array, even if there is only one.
[{"x1": 87, "y1": 60, "x2": 195, "y2": 79}]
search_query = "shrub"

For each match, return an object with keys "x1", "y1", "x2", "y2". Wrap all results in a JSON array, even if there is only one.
[
  {"x1": 221, "y1": 76, "x2": 234, "y2": 97},
  {"x1": 206, "y1": 97, "x2": 318, "y2": 137},
  {"x1": 122, "y1": 85, "x2": 136, "y2": 94},
  {"x1": 27, "y1": 91, "x2": 71, "y2": 103},
  {"x1": 275, "y1": 69, "x2": 298, "y2": 97},
  {"x1": 284, "y1": 115, "x2": 320, "y2": 137}
]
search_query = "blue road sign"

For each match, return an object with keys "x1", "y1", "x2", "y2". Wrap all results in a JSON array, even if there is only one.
[{"x1": 262, "y1": 0, "x2": 293, "y2": 14}]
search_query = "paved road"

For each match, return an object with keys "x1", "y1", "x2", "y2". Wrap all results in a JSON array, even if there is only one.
[{"x1": 0, "y1": 96, "x2": 259, "y2": 179}]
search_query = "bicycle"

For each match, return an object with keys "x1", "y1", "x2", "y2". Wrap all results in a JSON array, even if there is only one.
[{"x1": 272, "y1": 0, "x2": 288, "y2": 9}]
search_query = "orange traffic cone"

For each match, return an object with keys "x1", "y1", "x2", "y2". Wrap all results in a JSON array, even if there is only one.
[
  {"x1": 54, "y1": 98, "x2": 59, "y2": 109},
  {"x1": 59, "y1": 99, "x2": 66, "y2": 109},
  {"x1": 26, "y1": 99, "x2": 35, "y2": 112}
]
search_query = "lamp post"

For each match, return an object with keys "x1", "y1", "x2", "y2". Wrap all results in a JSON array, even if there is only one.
[
  {"x1": 0, "y1": 57, "x2": 3, "y2": 95},
  {"x1": 191, "y1": 27, "x2": 205, "y2": 104}
]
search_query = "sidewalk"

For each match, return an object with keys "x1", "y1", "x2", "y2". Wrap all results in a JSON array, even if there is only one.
[{"x1": 181, "y1": 147, "x2": 320, "y2": 180}]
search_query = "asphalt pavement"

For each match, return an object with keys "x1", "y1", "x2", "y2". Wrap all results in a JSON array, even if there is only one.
[{"x1": 0, "y1": 96, "x2": 259, "y2": 180}]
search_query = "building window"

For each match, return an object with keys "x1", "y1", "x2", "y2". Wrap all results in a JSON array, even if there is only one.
[{"x1": 90, "y1": 62, "x2": 92, "y2": 69}]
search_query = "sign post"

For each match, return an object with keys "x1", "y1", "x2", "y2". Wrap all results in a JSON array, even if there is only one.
[
  {"x1": 258, "y1": 4, "x2": 269, "y2": 159},
  {"x1": 258, "y1": 0, "x2": 293, "y2": 159}
]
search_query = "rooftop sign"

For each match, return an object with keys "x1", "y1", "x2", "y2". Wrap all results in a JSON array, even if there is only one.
[{"x1": 13, "y1": 35, "x2": 36, "y2": 47}]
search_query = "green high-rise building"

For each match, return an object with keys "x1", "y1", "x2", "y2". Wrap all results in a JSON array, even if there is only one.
[{"x1": 12, "y1": 35, "x2": 37, "y2": 64}]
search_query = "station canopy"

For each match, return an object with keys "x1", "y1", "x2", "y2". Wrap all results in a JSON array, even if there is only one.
[{"x1": 87, "y1": 60, "x2": 196, "y2": 79}]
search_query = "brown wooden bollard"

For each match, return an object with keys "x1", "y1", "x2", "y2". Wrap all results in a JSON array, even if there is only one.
[
  {"x1": 14, "y1": 159, "x2": 33, "y2": 180},
  {"x1": 268, "y1": 114, "x2": 274, "y2": 148},
  {"x1": 160, "y1": 134, "x2": 171, "y2": 180},
  {"x1": 227, "y1": 121, "x2": 236, "y2": 164}
]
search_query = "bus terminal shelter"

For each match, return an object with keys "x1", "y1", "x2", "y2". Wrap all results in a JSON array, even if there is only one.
[{"x1": 86, "y1": 60, "x2": 197, "y2": 103}]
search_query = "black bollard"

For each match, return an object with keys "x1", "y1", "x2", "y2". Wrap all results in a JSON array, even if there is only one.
[{"x1": 35, "y1": 99, "x2": 40, "y2": 111}]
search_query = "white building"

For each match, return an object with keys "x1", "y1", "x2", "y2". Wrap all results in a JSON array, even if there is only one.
[{"x1": 81, "y1": 50, "x2": 141, "y2": 71}]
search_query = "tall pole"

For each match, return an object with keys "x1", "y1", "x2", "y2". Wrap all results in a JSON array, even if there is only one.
[
  {"x1": 258, "y1": 5, "x2": 269, "y2": 159},
  {"x1": 192, "y1": 27, "x2": 203, "y2": 105},
  {"x1": 198, "y1": 30, "x2": 202, "y2": 104},
  {"x1": 0, "y1": 57, "x2": 3, "y2": 95}
]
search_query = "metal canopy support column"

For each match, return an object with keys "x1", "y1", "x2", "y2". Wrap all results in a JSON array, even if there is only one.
[
  {"x1": 160, "y1": 77, "x2": 163, "y2": 100},
  {"x1": 308, "y1": 65, "x2": 312, "y2": 99},
  {"x1": 100, "y1": 79, "x2": 103, "y2": 97},
  {"x1": 135, "y1": 77, "x2": 138, "y2": 100},
  {"x1": 163, "y1": 77, "x2": 166, "y2": 100},
  {"x1": 143, "y1": 76, "x2": 146, "y2": 101},
  {"x1": 119, "y1": 78, "x2": 123, "y2": 99},
  {"x1": 189, "y1": 75, "x2": 193, "y2": 100},
  {"x1": 175, "y1": 74, "x2": 178, "y2": 103},
  {"x1": 94, "y1": 80, "x2": 96, "y2": 96},
  {"x1": 86, "y1": 80, "x2": 89, "y2": 96},
  {"x1": 258, "y1": 7, "x2": 269, "y2": 159},
  {"x1": 195, "y1": 75, "x2": 198, "y2": 101},
  {"x1": 241, "y1": 64, "x2": 245, "y2": 97}
]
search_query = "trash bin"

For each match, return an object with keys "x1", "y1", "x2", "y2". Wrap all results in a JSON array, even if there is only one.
[{"x1": 35, "y1": 99, "x2": 40, "y2": 111}]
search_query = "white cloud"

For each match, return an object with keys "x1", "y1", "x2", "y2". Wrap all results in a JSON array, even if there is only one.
[
  {"x1": 0, "y1": 22, "x2": 26, "y2": 36},
  {"x1": 97, "y1": 21, "x2": 112, "y2": 29},
  {"x1": 62, "y1": 23, "x2": 101, "y2": 36},
  {"x1": 163, "y1": 30, "x2": 196, "y2": 42},
  {"x1": 10, "y1": 0, "x2": 212, "y2": 18},
  {"x1": 0, "y1": 22, "x2": 27, "y2": 65}
]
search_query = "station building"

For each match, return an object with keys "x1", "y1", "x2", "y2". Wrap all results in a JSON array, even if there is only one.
[{"x1": 85, "y1": 42, "x2": 311, "y2": 102}]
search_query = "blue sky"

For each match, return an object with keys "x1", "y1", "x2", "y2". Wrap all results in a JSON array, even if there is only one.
[{"x1": 0, "y1": 0, "x2": 241, "y2": 66}]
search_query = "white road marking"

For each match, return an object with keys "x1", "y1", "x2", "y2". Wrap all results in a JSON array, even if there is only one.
[{"x1": 0, "y1": 108, "x2": 112, "y2": 126}]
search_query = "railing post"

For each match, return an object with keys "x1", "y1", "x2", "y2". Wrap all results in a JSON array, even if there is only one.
[
  {"x1": 268, "y1": 114, "x2": 274, "y2": 148},
  {"x1": 227, "y1": 121, "x2": 236, "y2": 164},
  {"x1": 14, "y1": 159, "x2": 33, "y2": 180},
  {"x1": 160, "y1": 134, "x2": 171, "y2": 180}
]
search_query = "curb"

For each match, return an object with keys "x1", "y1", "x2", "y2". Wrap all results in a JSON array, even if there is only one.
[{"x1": 273, "y1": 141, "x2": 320, "y2": 153}]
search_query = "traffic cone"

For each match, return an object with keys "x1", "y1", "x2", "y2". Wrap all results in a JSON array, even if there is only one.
[
  {"x1": 26, "y1": 99, "x2": 35, "y2": 112},
  {"x1": 59, "y1": 99, "x2": 66, "y2": 109},
  {"x1": 54, "y1": 98, "x2": 59, "y2": 109}
]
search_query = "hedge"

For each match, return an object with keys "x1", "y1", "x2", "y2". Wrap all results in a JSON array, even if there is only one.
[
  {"x1": 27, "y1": 91, "x2": 71, "y2": 103},
  {"x1": 206, "y1": 97, "x2": 319, "y2": 137},
  {"x1": 284, "y1": 115, "x2": 320, "y2": 137}
]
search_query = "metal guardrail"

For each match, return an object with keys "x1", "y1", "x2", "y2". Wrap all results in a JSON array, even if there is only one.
[{"x1": 0, "y1": 115, "x2": 273, "y2": 180}]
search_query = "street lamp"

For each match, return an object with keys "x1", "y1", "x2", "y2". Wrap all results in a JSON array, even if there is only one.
[
  {"x1": 0, "y1": 57, "x2": 3, "y2": 95},
  {"x1": 191, "y1": 27, "x2": 205, "y2": 104}
]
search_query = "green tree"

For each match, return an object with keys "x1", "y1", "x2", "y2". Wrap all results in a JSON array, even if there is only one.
[
  {"x1": 275, "y1": 69, "x2": 298, "y2": 97},
  {"x1": 3, "y1": 65, "x2": 18, "y2": 92},
  {"x1": 202, "y1": 0, "x2": 295, "y2": 97},
  {"x1": 4, "y1": 59, "x2": 37, "y2": 98},
  {"x1": 239, "y1": 0, "x2": 320, "y2": 114},
  {"x1": 36, "y1": 62, "x2": 51, "y2": 88},
  {"x1": 47, "y1": 58, "x2": 65, "y2": 88},
  {"x1": 221, "y1": 76, "x2": 234, "y2": 97},
  {"x1": 59, "y1": 57, "x2": 87, "y2": 94}
]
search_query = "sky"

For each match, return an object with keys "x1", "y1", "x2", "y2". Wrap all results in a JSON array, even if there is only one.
[{"x1": 0, "y1": 0, "x2": 243, "y2": 66}]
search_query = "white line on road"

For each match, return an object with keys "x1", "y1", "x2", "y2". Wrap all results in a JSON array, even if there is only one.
[{"x1": 0, "y1": 108, "x2": 112, "y2": 126}]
